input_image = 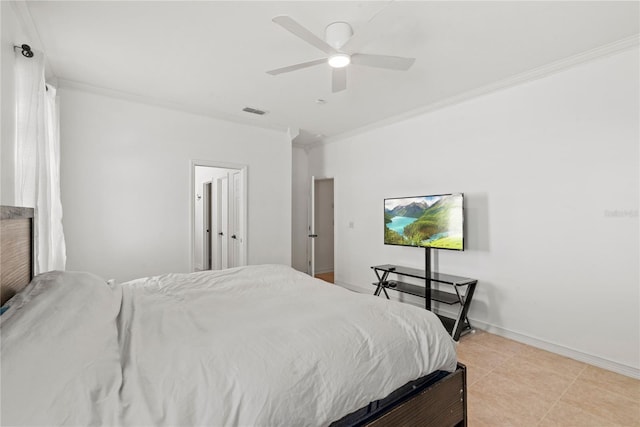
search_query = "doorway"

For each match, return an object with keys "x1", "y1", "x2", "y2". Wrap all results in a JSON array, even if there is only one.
[
  {"x1": 309, "y1": 177, "x2": 334, "y2": 283},
  {"x1": 191, "y1": 161, "x2": 247, "y2": 272}
]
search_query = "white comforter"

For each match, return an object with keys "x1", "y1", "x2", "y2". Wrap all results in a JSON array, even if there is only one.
[{"x1": 1, "y1": 265, "x2": 456, "y2": 426}]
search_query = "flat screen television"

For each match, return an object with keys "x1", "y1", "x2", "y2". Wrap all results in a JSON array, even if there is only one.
[{"x1": 384, "y1": 193, "x2": 464, "y2": 251}]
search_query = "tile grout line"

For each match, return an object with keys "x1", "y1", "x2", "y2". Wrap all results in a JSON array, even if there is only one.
[
  {"x1": 536, "y1": 363, "x2": 588, "y2": 426},
  {"x1": 461, "y1": 331, "x2": 640, "y2": 426},
  {"x1": 463, "y1": 337, "x2": 522, "y2": 387}
]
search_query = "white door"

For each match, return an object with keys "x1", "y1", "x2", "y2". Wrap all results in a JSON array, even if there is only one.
[
  {"x1": 203, "y1": 182, "x2": 213, "y2": 270},
  {"x1": 212, "y1": 179, "x2": 221, "y2": 270},
  {"x1": 218, "y1": 176, "x2": 229, "y2": 269},
  {"x1": 191, "y1": 162, "x2": 249, "y2": 273},
  {"x1": 308, "y1": 176, "x2": 317, "y2": 276},
  {"x1": 314, "y1": 179, "x2": 334, "y2": 275},
  {"x1": 308, "y1": 178, "x2": 335, "y2": 278},
  {"x1": 228, "y1": 171, "x2": 241, "y2": 268}
]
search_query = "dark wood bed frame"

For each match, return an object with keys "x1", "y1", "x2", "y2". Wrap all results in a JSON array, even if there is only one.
[
  {"x1": 364, "y1": 366, "x2": 466, "y2": 427},
  {"x1": 1, "y1": 206, "x2": 34, "y2": 306},
  {"x1": 0, "y1": 205, "x2": 467, "y2": 427}
]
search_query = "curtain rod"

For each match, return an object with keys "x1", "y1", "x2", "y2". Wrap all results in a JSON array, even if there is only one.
[
  {"x1": 13, "y1": 43, "x2": 48, "y2": 91},
  {"x1": 13, "y1": 44, "x2": 34, "y2": 58}
]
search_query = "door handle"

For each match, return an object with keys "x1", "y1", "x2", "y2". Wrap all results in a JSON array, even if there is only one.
[
  {"x1": 308, "y1": 234, "x2": 318, "y2": 238},
  {"x1": 218, "y1": 232, "x2": 224, "y2": 236},
  {"x1": 231, "y1": 234, "x2": 237, "y2": 239}
]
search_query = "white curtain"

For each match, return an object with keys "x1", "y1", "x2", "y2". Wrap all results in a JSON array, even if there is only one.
[{"x1": 15, "y1": 50, "x2": 66, "y2": 273}]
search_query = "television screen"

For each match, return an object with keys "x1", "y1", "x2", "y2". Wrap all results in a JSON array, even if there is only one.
[{"x1": 384, "y1": 193, "x2": 464, "y2": 250}]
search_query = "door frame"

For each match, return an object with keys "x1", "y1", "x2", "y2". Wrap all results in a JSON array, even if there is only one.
[
  {"x1": 190, "y1": 159, "x2": 248, "y2": 272},
  {"x1": 308, "y1": 176, "x2": 334, "y2": 277}
]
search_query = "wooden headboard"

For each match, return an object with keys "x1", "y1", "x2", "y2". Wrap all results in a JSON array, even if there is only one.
[{"x1": 1, "y1": 206, "x2": 34, "y2": 305}]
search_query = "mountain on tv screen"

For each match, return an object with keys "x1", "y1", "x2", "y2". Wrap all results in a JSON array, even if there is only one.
[{"x1": 384, "y1": 193, "x2": 464, "y2": 251}]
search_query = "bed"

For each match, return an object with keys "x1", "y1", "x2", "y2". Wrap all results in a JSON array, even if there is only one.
[{"x1": 0, "y1": 205, "x2": 467, "y2": 426}]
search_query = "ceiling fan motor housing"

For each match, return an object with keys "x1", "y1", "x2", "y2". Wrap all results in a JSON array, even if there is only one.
[{"x1": 325, "y1": 22, "x2": 353, "y2": 50}]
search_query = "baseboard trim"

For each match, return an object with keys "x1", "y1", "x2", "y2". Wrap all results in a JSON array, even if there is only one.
[
  {"x1": 470, "y1": 320, "x2": 640, "y2": 380},
  {"x1": 335, "y1": 280, "x2": 640, "y2": 379}
]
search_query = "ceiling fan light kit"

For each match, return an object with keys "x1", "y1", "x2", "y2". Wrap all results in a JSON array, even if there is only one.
[
  {"x1": 267, "y1": 15, "x2": 415, "y2": 92},
  {"x1": 328, "y1": 53, "x2": 351, "y2": 68}
]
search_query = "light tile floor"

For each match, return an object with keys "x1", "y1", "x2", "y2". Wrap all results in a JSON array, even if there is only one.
[{"x1": 457, "y1": 330, "x2": 640, "y2": 426}]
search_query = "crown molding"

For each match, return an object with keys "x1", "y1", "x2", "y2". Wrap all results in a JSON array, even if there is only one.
[
  {"x1": 11, "y1": 0, "x2": 57, "y2": 79},
  {"x1": 13, "y1": 0, "x2": 290, "y2": 137},
  {"x1": 319, "y1": 34, "x2": 640, "y2": 148},
  {"x1": 292, "y1": 142, "x2": 316, "y2": 152},
  {"x1": 57, "y1": 78, "x2": 288, "y2": 135}
]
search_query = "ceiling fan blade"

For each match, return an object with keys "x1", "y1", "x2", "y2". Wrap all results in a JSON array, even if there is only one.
[
  {"x1": 340, "y1": 0, "x2": 396, "y2": 52},
  {"x1": 332, "y1": 67, "x2": 347, "y2": 93},
  {"x1": 273, "y1": 16, "x2": 336, "y2": 55},
  {"x1": 266, "y1": 58, "x2": 327, "y2": 75},
  {"x1": 351, "y1": 53, "x2": 415, "y2": 71}
]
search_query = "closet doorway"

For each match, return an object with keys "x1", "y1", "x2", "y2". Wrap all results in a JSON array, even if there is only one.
[
  {"x1": 309, "y1": 177, "x2": 334, "y2": 283},
  {"x1": 191, "y1": 161, "x2": 247, "y2": 272}
]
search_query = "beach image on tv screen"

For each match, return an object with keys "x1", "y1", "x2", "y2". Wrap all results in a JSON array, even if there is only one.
[{"x1": 384, "y1": 194, "x2": 463, "y2": 250}]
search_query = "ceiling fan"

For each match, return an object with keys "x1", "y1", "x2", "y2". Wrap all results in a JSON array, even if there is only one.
[{"x1": 267, "y1": 16, "x2": 415, "y2": 93}]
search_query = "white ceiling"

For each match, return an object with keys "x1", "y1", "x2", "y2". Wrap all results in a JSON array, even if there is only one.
[{"x1": 22, "y1": 1, "x2": 640, "y2": 145}]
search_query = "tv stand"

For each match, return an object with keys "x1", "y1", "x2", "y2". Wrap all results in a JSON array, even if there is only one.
[{"x1": 371, "y1": 252, "x2": 477, "y2": 340}]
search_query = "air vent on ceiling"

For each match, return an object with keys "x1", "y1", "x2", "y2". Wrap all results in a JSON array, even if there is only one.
[{"x1": 242, "y1": 106, "x2": 268, "y2": 115}]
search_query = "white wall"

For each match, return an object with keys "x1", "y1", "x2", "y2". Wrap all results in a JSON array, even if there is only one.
[
  {"x1": 306, "y1": 49, "x2": 639, "y2": 376},
  {"x1": 291, "y1": 146, "x2": 310, "y2": 272},
  {"x1": 1, "y1": 2, "x2": 27, "y2": 205},
  {"x1": 60, "y1": 88, "x2": 292, "y2": 282}
]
